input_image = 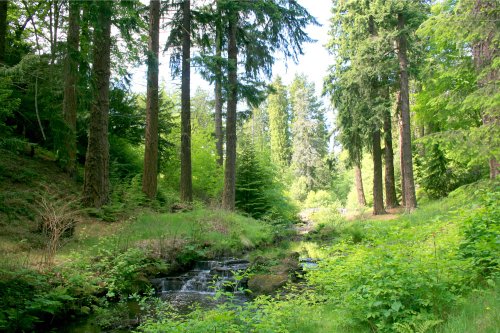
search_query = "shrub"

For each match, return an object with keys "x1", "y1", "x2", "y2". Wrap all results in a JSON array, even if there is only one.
[
  {"x1": 0, "y1": 268, "x2": 75, "y2": 332},
  {"x1": 36, "y1": 193, "x2": 80, "y2": 265},
  {"x1": 460, "y1": 188, "x2": 500, "y2": 282}
]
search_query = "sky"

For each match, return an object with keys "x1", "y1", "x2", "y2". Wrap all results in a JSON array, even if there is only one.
[
  {"x1": 271, "y1": 0, "x2": 331, "y2": 95},
  {"x1": 131, "y1": 0, "x2": 333, "y2": 104}
]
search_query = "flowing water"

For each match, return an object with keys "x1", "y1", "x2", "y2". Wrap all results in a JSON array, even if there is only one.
[{"x1": 151, "y1": 258, "x2": 251, "y2": 312}]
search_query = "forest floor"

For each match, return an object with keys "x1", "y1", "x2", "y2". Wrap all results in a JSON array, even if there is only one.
[{"x1": 1, "y1": 149, "x2": 499, "y2": 333}]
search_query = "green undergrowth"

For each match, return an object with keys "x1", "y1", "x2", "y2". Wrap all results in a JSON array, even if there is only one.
[
  {"x1": 136, "y1": 180, "x2": 499, "y2": 333},
  {"x1": 0, "y1": 147, "x2": 80, "y2": 251},
  {"x1": 0, "y1": 209, "x2": 273, "y2": 332},
  {"x1": 65, "y1": 209, "x2": 272, "y2": 260},
  {"x1": 433, "y1": 282, "x2": 499, "y2": 333}
]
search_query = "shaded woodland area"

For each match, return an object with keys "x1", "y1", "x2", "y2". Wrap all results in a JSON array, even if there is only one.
[{"x1": 0, "y1": 0, "x2": 498, "y2": 332}]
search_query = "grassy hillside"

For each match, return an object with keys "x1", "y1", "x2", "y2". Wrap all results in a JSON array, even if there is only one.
[
  {"x1": 137, "y1": 180, "x2": 499, "y2": 333},
  {"x1": 0, "y1": 147, "x2": 81, "y2": 257},
  {"x1": 0, "y1": 149, "x2": 274, "y2": 332}
]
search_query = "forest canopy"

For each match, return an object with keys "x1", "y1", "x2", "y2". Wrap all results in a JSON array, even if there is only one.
[{"x1": 0, "y1": 0, "x2": 498, "y2": 331}]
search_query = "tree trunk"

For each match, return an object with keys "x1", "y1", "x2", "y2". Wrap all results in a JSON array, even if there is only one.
[
  {"x1": 372, "y1": 129, "x2": 385, "y2": 215},
  {"x1": 61, "y1": 0, "x2": 80, "y2": 177},
  {"x1": 222, "y1": 12, "x2": 238, "y2": 210},
  {"x1": 180, "y1": 0, "x2": 192, "y2": 202},
  {"x1": 0, "y1": 0, "x2": 7, "y2": 64},
  {"x1": 383, "y1": 110, "x2": 398, "y2": 209},
  {"x1": 472, "y1": 0, "x2": 499, "y2": 179},
  {"x1": 83, "y1": 1, "x2": 112, "y2": 208},
  {"x1": 354, "y1": 162, "x2": 366, "y2": 206},
  {"x1": 397, "y1": 13, "x2": 417, "y2": 210},
  {"x1": 396, "y1": 91, "x2": 406, "y2": 207},
  {"x1": 142, "y1": 0, "x2": 160, "y2": 199},
  {"x1": 214, "y1": 3, "x2": 224, "y2": 166}
]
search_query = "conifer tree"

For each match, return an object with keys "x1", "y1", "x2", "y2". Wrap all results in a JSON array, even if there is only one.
[
  {"x1": 383, "y1": 109, "x2": 398, "y2": 208},
  {"x1": 235, "y1": 141, "x2": 270, "y2": 218},
  {"x1": 326, "y1": 0, "x2": 392, "y2": 214},
  {"x1": 83, "y1": 0, "x2": 113, "y2": 208},
  {"x1": 267, "y1": 76, "x2": 290, "y2": 170},
  {"x1": 0, "y1": 0, "x2": 7, "y2": 64},
  {"x1": 221, "y1": 9, "x2": 238, "y2": 210},
  {"x1": 142, "y1": 0, "x2": 161, "y2": 199},
  {"x1": 396, "y1": 11, "x2": 418, "y2": 210},
  {"x1": 290, "y1": 74, "x2": 327, "y2": 192},
  {"x1": 180, "y1": 0, "x2": 193, "y2": 202},
  {"x1": 219, "y1": 0, "x2": 316, "y2": 210},
  {"x1": 61, "y1": 0, "x2": 80, "y2": 177}
]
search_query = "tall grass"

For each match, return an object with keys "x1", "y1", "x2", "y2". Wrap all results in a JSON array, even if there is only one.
[
  {"x1": 434, "y1": 283, "x2": 500, "y2": 333},
  {"x1": 62, "y1": 209, "x2": 272, "y2": 258}
]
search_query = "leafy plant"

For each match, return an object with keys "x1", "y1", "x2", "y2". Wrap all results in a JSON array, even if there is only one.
[{"x1": 460, "y1": 188, "x2": 500, "y2": 282}]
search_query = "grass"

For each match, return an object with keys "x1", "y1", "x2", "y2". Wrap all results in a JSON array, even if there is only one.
[
  {"x1": 135, "y1": 180, "x2": 499, "y2": 333},
  {"x1": 434, "y1": 283, "x2": 500, "y2": 333},
  {"x1": 62, "y1": 209, "x2": 273, "y2": 261}
]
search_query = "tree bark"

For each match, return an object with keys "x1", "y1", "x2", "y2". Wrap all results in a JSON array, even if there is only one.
[
  {"x1": 383, "y1": 110, "x2": 398, "y2": 209},
  {"x1": 214, "y1": 2, "x2": 224, "y2": 166},
  {"x1": 83, "y1": 1, "x2": 112, "y2": 208},
  {"x1": 180, "y1": 0, "x2": 192, "y2": 202},
  {"x1": 61, "y1": 0, "x2": 80, "y2": 177},
  {"x1": 0, "y1": 0, "x2": 7, "y2": 64},
  {"x1": 396, "y1": 91, "x2": 406, "y2": 207},
  {"x1": 354, "y1": 162, "x2": 366, "y2": 206},
  {"x1": 397, "y1": 13, "x2": 417, "y2": 210},
  {"x1": 222, "y1": 12, "x2": 238, "y2": 210},
  {"x1": 372, "y1": 129, "x2": 385, "y2": 215},
  {"x1": 472, "y1": 0, "x2": 499, "y2": 179},
  {"x1": 142, "y1": 0, "x2": 161, "y2": 199}
]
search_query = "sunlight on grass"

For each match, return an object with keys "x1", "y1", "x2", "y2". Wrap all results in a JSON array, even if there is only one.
[
  {"x1": 434, "y1": 283, "x2": 500, "y2": 333},
  {"x1": 60, "y1": 209, "x2": 272, "y2": 258}
]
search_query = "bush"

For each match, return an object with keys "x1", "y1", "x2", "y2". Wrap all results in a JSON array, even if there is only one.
[
  {"x1": 304, "y1": 190, "x2": 338, "y2": 209},
  {"x1": 0, "y1": 268, "x2": 75, "y2": 331},
  {"x1": 460, "y1": 188, "x2": 500, "y2": 282}
]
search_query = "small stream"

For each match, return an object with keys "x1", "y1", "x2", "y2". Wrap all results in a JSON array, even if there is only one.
[
  {"x1": 62, "y1": 255, "x2": 319, "y2": 332},
  {"x1": 151, "y1": 258, "x2": 251, "y2": 312}
]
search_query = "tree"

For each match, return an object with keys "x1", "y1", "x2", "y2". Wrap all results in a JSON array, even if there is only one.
[
  {"x1": 235, "y1": 141, "x2": 271, "y2": 218},
  {"x1": 414, "y1": 0, "x2": 498, "y2": 183},
  {"x1": 372, "y1": 127, "x2": 385, "y2": 214},
  {"x1": 383, "y1": 109, "x2": 398, "y2": 208},
  {"x1": 142, "y1": 0, "x2": 161, "y2": 199},
  {"x1": 326, "y1": 0, "x2": 395, "y2": 214},
  {"x1": 83, "y1": 0, "x2": 112, "y2": 208},
  {"x1": 471, "y1": 0, "x2": 499, "y2": 179},
  {"x1": 215, "y1": 0, "x2": 315, "y2": 210},
  {"x1": 397, "y1": 11, "x2": 418, "y2": 210},
  {"x1": 179, "y1": 0, "x2": 193, "y2": 202},
  {"x1": 221, "y1": 10, "x2": 238, "y2": 210},
  {"x1": 354, "y1": 163, "x2": 367, "y2": 206},
  {"x1": 61, "y1": 0, "x2": 80, "y2": 177},
  {"x1": 214, "y1": 0, "x2": 224, "y2": 166},
  {"x1": 0, "y1": 0, "x2": 7, "y2": 64},
  {"x1": 267, "y1": 76, "x2": 290, "y2": 170},
  {"x1": 290, "y1": 74, "x2": 327, "y2": 193}
]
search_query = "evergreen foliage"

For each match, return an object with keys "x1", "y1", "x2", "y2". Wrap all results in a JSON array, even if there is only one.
[
  {"x1": 235, "y1": 141, "x2": 271, "y2": 219},
  {"x1": 268, "y1": 76, "x2": 291, "y2": 170},
  {"x1": 417, "y1": 143, "x2": 453, "y2": 199},
  {"x1": 290, "y1": 74, "x2": 328, "y2": 193},
  {"x1": 0, "y1": 1, "x2": 499, "y2": 331}
]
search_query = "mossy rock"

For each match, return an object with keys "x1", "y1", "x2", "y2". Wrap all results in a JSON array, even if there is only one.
[{"x1": 247, "y1": 273, "x2": 288, "y2": 295}]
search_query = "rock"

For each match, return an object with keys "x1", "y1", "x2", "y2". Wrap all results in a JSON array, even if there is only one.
[
  {"x1": 247, "y1": 273, "x2": 288, "y2": 295},
  {"x1": 170, "y1": 203, "x2": 193, "y2": 213}
]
